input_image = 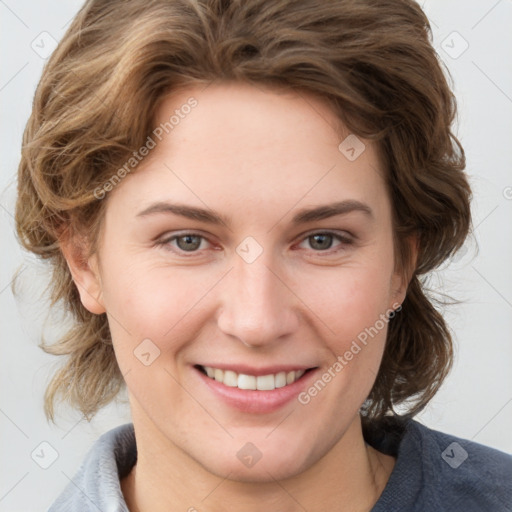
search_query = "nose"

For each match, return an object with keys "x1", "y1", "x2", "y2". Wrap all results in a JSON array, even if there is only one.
[{"x1": 216, "y1": 254, "x2": 299, "y2": 348}]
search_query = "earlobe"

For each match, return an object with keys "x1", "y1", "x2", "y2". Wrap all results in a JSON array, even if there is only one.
[
  {"x1": 59, "y1": 236, "x2": 106, "y2": 315},
  {"x1": 391, "y1": 234, "x2": 419, "y2": 307},
  {"x1": 390, "y1": 274, "x2": 407, "y2": 310}
]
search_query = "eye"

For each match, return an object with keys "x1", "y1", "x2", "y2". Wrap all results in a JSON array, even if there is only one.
[
  {"x1": 157, "y1": 232, "x2": 211, "y2": 253},
  {"x1": 297, "y1": 231, "x2": 353, "y2": 252}
]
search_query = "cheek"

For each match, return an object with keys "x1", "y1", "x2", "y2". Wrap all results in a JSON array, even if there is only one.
[
  {"x1": 299, "y1": 253, "x2": 396, "y2": 396},
  {"x1": 306, "y1": 262, "x2": 394, "y2": 340},
  {"x1": 100, "y1": 259, "x2": 221, "y2": 352}
]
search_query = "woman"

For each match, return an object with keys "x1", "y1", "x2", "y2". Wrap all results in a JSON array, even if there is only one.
[{"x1": 15, "y1": 0, "x2": 512, "y2": 510}]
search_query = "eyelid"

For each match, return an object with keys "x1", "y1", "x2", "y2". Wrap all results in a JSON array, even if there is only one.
[
  {"x1": 299, "y1": 228, "x2": 355, "y2": 241},
  {"x1": 294, "y1": 229, "x2": 355, "y2": 252},
  {"x1": 157, "y1": 230, "x2": 214, "y2": 254}
]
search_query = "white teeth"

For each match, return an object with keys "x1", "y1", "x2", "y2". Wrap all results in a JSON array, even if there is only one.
[
  {"x1": 237, "y1": 374, "x2": 256, "y2": 390},
  {"x1": 223, "y1": 370, "x2": 238, "y2": 387},
  {"x1": 257, "y1": 374, "x2": 275, "y2": 390},
  {"x1": 201, "y1": 366, "x2": 307, "y2": 390},
  {"x1": 275, "y1": 371, "x2": 287, "y2": 388}
]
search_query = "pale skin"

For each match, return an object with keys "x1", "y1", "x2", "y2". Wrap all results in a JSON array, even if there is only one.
[{"x1": 61, "y1": 82, "x2": 415, "y2": 511}]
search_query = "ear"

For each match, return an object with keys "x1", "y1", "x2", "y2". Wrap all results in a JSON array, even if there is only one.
[
  {"x1": 59, "y1": 234, "x2": 106, "y2": 315},
  {"x1": 390, "y1": 234, "x2": 418, "y2": 308}
]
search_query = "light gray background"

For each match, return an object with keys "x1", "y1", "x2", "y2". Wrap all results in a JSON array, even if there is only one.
[{"x1": 1, "y1": 1, "x2": 511, "y2": 510}]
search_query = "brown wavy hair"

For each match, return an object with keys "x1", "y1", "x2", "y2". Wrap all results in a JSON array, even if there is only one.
[{"x1": 14, "y1": 0, "x2": 471, "y2": 424}]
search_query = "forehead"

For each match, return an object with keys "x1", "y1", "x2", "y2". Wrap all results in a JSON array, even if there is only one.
[
  {"x1": 108, "y1": 82, "x2": 389, "y2": 222},
  {"x1": 154, "y1": 82, "x2": 347, "y2": 163}
]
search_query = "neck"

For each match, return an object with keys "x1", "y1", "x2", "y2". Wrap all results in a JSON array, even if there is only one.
[{"x1": 121, "y1": 409, "x2": 395, "y2": 512}]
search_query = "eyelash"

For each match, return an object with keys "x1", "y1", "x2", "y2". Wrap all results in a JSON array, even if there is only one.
[{"x1": 156, "y1": 230, "x2": 354, "y2": 257}]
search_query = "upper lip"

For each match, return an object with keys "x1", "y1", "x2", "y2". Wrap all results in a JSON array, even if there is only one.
[{"x1": 195, "y1": 364, "x2": 317, "y2": 376}]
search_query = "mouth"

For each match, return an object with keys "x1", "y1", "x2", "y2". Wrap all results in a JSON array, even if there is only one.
[
  {"x1": 195, "y1": 364, "x2": 316, "y2": 391},
  {"x1": 194, "y1": 363, "x2": 319, "y2": 413}
]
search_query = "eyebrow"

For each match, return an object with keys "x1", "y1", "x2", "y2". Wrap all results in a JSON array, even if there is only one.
[
  {"x1": 291, "y1": 200, "x2": 373, "y2": 223},
  {"x1": 137, "y1": 202, "x2": 228, "y2": 224},
  {"x1": 136, "y1": 199, "x2": 373, "y2": 226}
]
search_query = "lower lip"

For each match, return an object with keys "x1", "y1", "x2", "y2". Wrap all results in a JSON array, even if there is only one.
[{"x1": 194, "y1": 367, "x2": 318, "y2": 414}]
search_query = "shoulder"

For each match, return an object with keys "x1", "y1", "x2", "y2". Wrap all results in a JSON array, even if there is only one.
[
  {"x1": 368, "y1": 416, "x2": 512, "y2": 512},
  {"x1": 411, "y1": 419, "x2": 512, "y2": 509},
  {"x1": 47, "y1": 423, "x2": 136, "y2": 512}
]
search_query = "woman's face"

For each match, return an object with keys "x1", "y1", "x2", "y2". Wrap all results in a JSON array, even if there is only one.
[{"x1": 78, "y1": 82, "x2": 406, "y2": 481}]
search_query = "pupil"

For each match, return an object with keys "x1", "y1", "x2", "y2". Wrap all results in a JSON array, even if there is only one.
[
  {"x1": 177, "y1": 235, "x2": 201, "y2": 251},
  {"x1": 310, "y1": 234, "x2": 332, "y2": 250}
]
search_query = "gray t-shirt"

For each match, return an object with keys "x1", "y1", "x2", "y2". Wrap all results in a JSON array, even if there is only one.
[{"x1": 48, "y1": 416, "x2": 512, "y2": 511}]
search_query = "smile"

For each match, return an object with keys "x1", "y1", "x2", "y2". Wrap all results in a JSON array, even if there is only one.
[{"x1": 198, "y1": 365, "x2": 307, "y2": 390}]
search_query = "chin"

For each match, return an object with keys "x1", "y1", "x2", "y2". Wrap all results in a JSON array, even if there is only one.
[
  {"x1": 188, "y1": 437, "x2": 315, "y2": 483},
  {"x1": 207, "y1": 457, "x2": 308, "y2": 484}
]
